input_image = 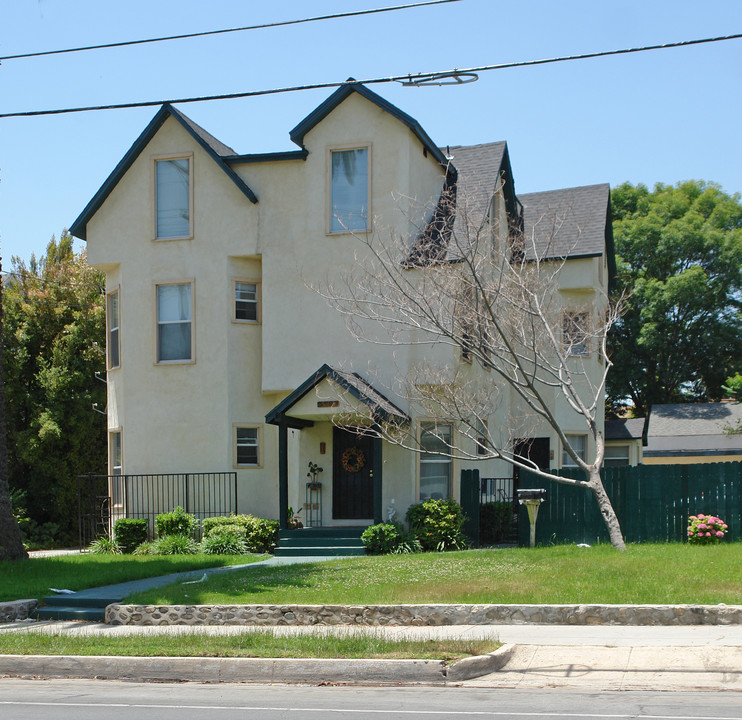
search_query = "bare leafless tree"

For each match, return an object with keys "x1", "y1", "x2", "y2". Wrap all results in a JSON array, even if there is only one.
[{"x1": 321, "y1": 177, "x2": 626, "y2": 550}]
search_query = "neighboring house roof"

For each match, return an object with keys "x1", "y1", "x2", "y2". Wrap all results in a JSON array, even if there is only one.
[
  {"x1": 605, "y1": 418, "x2": 645, "y2": 441},
  {"x1": 289, "y1": 80, "x2": 450, "y2": 167},
  {"x1": 519, "y1": 183, "x2": 613, "y2": 261},
  {"x1": 644, "y1": 402, "x2": 742, "y2": 457},
  {"x1": 265, "y1": 364, "x2": 410, "y2": 428},
  {"x1": 69, "y1": 104, "x2": 258, "y2": 241}
]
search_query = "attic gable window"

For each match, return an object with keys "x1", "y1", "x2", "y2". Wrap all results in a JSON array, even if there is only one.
[
  {"x1": 156, "y1": 156, "x2": 191, "y2": 239},
  {"x1": 330, "y1": 147, "x2": 368, "y2": 233}
]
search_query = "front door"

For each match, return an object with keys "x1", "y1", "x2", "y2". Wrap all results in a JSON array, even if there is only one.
[
  {"x1": 333, "y1": 427, "x2": 374, "y2": 520},
  {"x1": 513, "y1": 437, "x2": 551, "y2": 489}
]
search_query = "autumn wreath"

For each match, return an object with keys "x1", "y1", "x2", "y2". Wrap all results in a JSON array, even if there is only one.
[{"x1": 341, "y1": 447, "x2": 366, "y2": 473}]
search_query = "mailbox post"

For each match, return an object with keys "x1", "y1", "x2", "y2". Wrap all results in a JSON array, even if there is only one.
[{"x1": 517, "y1": 488, "x2": 547, "y2": 548}]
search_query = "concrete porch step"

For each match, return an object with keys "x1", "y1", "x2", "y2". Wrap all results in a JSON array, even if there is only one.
[
  {"x1": 273, "y1": 545, "x2": 366, "y2": 557},
  {"x1": 34, "y1": 605, "x2": 106, "y2": 622}
]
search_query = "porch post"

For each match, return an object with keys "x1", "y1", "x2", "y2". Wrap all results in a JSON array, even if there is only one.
[
  {"x1": 278, "y1": 422, "x2": 289, "y2": 530},
  {"x1": 372, "y1": 432, "x2": 383, "y2": 525}
]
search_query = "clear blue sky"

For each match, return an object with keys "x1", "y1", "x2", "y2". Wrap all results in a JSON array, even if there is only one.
[{"x1": 1, "y1": 0, "x2": 741, "y2": 263}]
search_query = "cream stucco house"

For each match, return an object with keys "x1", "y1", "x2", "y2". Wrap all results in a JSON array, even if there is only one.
[{"x1": 70, "y1": 82, "x2": 616, "y2": 540}]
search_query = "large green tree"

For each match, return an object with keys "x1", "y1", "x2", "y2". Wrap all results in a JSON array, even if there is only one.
[
  {"x1": 608, "y1": 181, "x2": 742, "y2": 417},
  {"x1": 3, "y1": 234, "x2": 106, "y2": 545},
  {"x1": 0, "y1": 252, "x2": 27, "y2": 560}
]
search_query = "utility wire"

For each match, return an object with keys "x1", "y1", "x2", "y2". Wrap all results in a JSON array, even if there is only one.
[
  {"x1": 0, "y1": 0, "x2": 461, "y2": 62},
  {"x1": 1, "y1": 30, "x2": 740, "y2": 119}
]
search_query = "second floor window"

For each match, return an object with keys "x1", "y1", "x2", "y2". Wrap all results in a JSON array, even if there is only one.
[
  {"x1": 157, "y1": 283, "x2": 192, "y2": 362},
  {"x1": 563, "y1": 310, "x2": 590, "y2": 356},
  {"x1": 234, "y1": 281, "x2": 259, "y2": 322},
  {"x1": 156, "y1": 157, "x2": 190, "y2": 238},
  {"x1": 107, "y1": 290, "x2": 120, "y2": 369},
  {"x1": 330, "y1": 148, "x2": 368, "y2": 233}
]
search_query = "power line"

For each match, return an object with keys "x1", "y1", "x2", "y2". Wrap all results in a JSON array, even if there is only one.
[
  {"x1": 0, "y1": 0, "x2": 461, "y2": 62},
  {"x1": 1, "y1": 30, "x2": 740, "y2": 119}
]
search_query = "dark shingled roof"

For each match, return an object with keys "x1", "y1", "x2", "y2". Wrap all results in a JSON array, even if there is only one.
[
  {"x1": 519, "y1": 184, "x2": 610, "y2": 260},
  {"x1": 605, "y1": 418, "x2": 645, "y2": 441},
  {"x1": 445, "y1": 142, "x2": 508, "y2": 231}
]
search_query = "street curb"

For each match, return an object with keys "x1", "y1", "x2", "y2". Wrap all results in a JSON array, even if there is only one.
[
  {"x1": 446, "y1": 644, "x2": 515, "y2": 681},
  {"x1": 0, "y1": 650, "x2": 507, "y2": 684}
]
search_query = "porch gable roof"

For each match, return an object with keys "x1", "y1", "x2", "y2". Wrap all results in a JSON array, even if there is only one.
[{"x1": 265, "y1": 364, "x2": 409, "y2": 428}]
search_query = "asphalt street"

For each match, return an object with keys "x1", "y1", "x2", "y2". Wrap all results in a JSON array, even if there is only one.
[{"x1": 2, "y1": 680, "x2": 742, "y2": 720}]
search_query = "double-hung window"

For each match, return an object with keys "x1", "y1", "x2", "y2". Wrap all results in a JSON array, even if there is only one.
[
  {"x1": 107, "y1": 289, "x2": 120, "y2": 369},
  {"x1": 234, "y1": 280, "x2": 259, "y2": 322},
  {"x1": 604, "y1": 444, "x2": 630, "y2": 467},
  {"x1": 156, "y1": 282, "x2": 192, "y2": 362},
  {"x1": 563, "y1": 310, "x2": 590, "y2": 356},
  {"x1": 156, "y1": 156, "x2": 191, "y2": 239},
  {"x1": 419, "y1": 422, "x2": 452, "y2": 501},
  {"x1": 110, "y1": 431, "x2": 123, "y2": 507},
  {"x1": 562, "y1": 434, "x2": 587, "y2": 467},
  {"x1": 235, "y1": 426, "x2": 260, "y2": 467},
  {"x1": 330, "y1": 147, "x2": 368, "y2": 233}
]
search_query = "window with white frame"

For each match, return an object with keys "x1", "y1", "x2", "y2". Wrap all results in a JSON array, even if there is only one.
[
  {"x1": 604, "y1": 444, "x2": 630, "y2": 467},
  {"x1": 419, "y1": 422, "x2": 452, "y2": 500},
  {"x1": 562, "y1": 310, "x2": 590, "y2": 356},
  {"x1": 234, "y1": 280, "x2": 259, "y2": 322},
  {"x1": 330, "y1": 147, "x2": 368, "y2": 233},
  {"x1": 156, "y1": 282, "x2": 192, "y2": 362},
  {"x1": 110, "y1": 431, "x2": 123, "y2": 507},
  {"x1": 562, "y1": 434, "x2": 587, "y2": 467},
  {"x1": 107, "y1": 289, "x2": 120, "y2": 369},
  {"x1": 156, "y1": 157, "x2": 191, "y2": 238},
  {"x1": 235, "y1": 426, "x2": 260, "y2": 467}
]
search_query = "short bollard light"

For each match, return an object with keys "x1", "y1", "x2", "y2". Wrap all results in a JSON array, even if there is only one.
[{"x1": 517, "y1": 488, "x2": 547, "y2": 547}]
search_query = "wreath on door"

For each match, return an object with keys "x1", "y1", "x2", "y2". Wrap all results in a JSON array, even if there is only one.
[{"x1": 341, "y1": 447, "x2": 366, "y2": 473}]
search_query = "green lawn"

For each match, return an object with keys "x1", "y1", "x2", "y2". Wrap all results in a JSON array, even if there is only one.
[
  {"x1": 128, "y1": 543, "x2": 742, "y2": 606},
  {"x1": 0, "y1": 630, "x2": 495, "y2": 661},
  {"x1": 0, "y1": 554, "x2": 266, "y2": 602}
]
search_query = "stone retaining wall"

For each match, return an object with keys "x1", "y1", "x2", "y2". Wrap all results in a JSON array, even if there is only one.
[
  {"x1": 0, "y1": 599, "x2": 37, "y2": 623},
  {"x1": 105, "y1": 602, "x2": 742, "y2": 627}
]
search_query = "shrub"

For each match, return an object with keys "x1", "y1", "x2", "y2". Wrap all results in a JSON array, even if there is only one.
[
  {"x1": 362, "y1": 523, "x2": 403, "y2": 554},
  {"x1": 155, "y1": 534, "x2": 198, "y2": 555},
  {"x1": 202, "y1": 514, "x2": 278, "y2": 553},
  {"x1": 88, "y1": 536, "x2": 121, "y2": 554},
  {"x1": 155, "y1": 506, "x2": 197, "y2": 538},
  {"x1": 405, "y1": 498, "x2": 468, "y2": 551},
  {"x1": 687, "y1": 513, "x2": 729, "y2": 545},
  {"x1": 479, "y1": 501, "x2": 514, "y2": 545},
  {"x1": 132, "y1": 540, "x2": 159, "y2": 556},
  {"x1": 113, "y1": 518, "x2": 149, "y2": 553},
  {"x1": 200, "y1": 529, "x2": 249, "y2": 555}
]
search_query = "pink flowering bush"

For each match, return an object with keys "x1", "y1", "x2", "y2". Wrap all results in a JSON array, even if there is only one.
[{"x1": 687, "y1": 513, "x2": 728, "y2": 545}]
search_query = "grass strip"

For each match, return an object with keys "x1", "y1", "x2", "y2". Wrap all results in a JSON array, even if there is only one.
[
  {"x1": 127, "y1": 543, "x2": 742, "y2": 607},
  {"x1": 0, "y1": 630, "x2": 497, "y2": 661},
  {"x1": 0, "y1": 554, "x2": 266, "y2": 603}
]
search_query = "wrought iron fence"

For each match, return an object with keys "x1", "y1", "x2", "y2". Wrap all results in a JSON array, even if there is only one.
[
  {"x1": 479, "y1": 476, "x2": 518, "y2": 546},
  {"x1": 78, "y1": 471, "x2": 238, "y2": 545}
]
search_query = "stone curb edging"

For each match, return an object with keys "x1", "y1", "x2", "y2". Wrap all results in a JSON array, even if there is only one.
[
  {"x1": 106, "y1": 602, "x2": 742, "y2": 627},
  {"x1": 0, "y1": 647, "x2": 514, "y2": 685},
  {"x1": 0, "y1": 600, "x2": 37, "y2": 623}
]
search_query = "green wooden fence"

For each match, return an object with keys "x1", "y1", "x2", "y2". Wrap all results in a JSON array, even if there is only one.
[{"x1": 517, "y1": 461, "x2": 742, "y2": 546}]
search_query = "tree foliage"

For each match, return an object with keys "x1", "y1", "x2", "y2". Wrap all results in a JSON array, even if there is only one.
[
  {"x1": 608, "y1": 181, "x2": 742, "y2": 417},
  {"x1": 2, "y1": 233, "x2": 106, "y2": 545}
]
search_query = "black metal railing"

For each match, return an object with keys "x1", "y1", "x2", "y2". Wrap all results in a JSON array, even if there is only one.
[
  {"x1": 479, "y1": 476, "x2": 518, "y2": 545},
  {"x1": 78, "y1": 471, "x2": 238, "y2": 543}
]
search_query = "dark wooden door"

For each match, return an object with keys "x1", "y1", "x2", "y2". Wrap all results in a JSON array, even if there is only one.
[
  {"x1": 513, "y1": 437, "x2": 551, "y2": 488},
  {"x1": 333, "y1": 427, "x2": 374, "y2": 520}
]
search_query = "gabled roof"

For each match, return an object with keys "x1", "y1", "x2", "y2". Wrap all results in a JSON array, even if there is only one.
[
  {"x1": 519, "y1": 183, "x2": 611, "y2": 260},
  {"x1": 265, "y1": 363, "x2": 409, "y2": 428},
  {"x1": 289, "y1": 80, "x2": 449, "y2": 167},
  {"x1": 69, "y1": 104, "x2": 258, "y2": 241}
]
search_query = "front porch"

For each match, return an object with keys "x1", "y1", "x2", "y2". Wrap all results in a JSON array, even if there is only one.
[{"x1": 265, "y1": 364, "x2": 410, "y2": 533}]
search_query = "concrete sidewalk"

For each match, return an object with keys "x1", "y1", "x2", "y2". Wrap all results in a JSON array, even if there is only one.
[{"x1": 3, "y1": 621, "x2": 742, "y2": 689}]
